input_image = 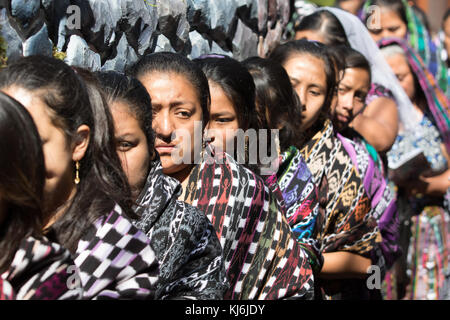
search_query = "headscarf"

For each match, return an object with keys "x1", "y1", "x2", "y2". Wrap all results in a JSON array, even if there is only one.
[
  {"x1": 378, "y1": 37, "x2": 450, "y2": 155},
  {"x1": 320, "y1": 7, "x2": 420, "y2": 132},
  {"x1": 361, "y1": 0, "x2": 448, "y2": 97}
]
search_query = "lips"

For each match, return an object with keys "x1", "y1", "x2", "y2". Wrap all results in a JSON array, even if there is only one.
[
  {"x1": 336, "y1": 114, "x2": 350, "y2": 123},
  {"x1": 155, "y1": 144, "x2": 176, "y2": 154}
]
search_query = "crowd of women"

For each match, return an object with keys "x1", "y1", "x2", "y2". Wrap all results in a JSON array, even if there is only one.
[{"x1": 0, "y1": 0, "x2": 449, "y2": 300}]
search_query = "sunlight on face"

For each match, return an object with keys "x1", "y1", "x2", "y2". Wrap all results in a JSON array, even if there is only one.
[{"x1": 283, "y1": 53, "x2": 327, "y2": 130}]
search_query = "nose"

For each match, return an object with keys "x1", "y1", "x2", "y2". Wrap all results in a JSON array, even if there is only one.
[
  {"x1": 338, "y1": 92, "x2": 354, "y2": 113},
  {"x1": 153, "y1": 110, "x2": 174, "y2": 140}
]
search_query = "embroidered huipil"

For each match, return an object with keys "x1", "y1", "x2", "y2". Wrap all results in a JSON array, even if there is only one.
[{"x1": 183, "y1": 146, "x2": 315, "y2": 300}]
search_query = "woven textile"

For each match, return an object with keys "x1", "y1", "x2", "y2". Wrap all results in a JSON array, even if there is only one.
[
  {"x1": 1, "y1": 236, "x2": 81, "y2": 300},
  {"x1": 74, "y1": 204, "x2": 159, "y2": 299},
  {"x1": 183, "y1": 146, "x2": 315, "y2": 300},
  {"x1": 134, "y1": 158, "x2": 228, "y2": 300}
]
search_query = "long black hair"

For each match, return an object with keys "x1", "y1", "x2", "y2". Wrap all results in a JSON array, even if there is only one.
[
  {"x1": 194, "y1": 55, "x2": 265, "y2": 172},
  {"x1": 0, "y1": 56, "x2": 135, "y2": 253},
  {"x1": 295, "y1": 10, "x2": 350, "y2": 47},
  {"x1": 242, "y1": 56, "x2": 304, "y2": 152},
  {"x1": 0, "y1": 92, "x2": 46, "y2": 273},
  {"x1": 193, "y1": 55, "x2": 260, "y2": 132}
]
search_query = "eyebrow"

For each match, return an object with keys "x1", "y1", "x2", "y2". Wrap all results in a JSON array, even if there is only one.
[
  {"x1": 211, "y1": 112, "x2": 235, "y2": 117},
  {"x1": 115, "y1": 133, "x2": 137, "y2": 139},
  {"x1": 152, "y1": 100, "x2": 196, "y2": 109}
]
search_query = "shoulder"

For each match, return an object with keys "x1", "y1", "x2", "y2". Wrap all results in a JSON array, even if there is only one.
[{"x1": 4, "y1": 236, "x2": 79, "y2": 300}]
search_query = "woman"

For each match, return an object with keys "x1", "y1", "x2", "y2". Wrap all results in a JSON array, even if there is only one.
[
  {"x1": 380, "y1": 38, "x2": 450, "y2": 300},
  {"x1": 95, "y1": 70, "x2": 228, "y2": 300},
  {"x1": 293, "y1": 8, "x2": 400, "y2": 153},
  {"x1": 193, "y1": 55, "x2": 265, "y2": 174},
  {"x1": 242, "y1": 56, "x2": 323, "y2": 277},
  {"x1": 128, "y1": 52, "x2": 315, "y2": 300},
  {"x1": 0, "y1": 92, "x2": 79, "y2": 300},
  {"x1": 270, "y1": 40, "x2": 380, "y2": 299},
  {"x1": 330, "y1": 45, "x2": 401, "y2": 298},
  {"x1": 0, "y1": 56, "x2": 160, "y2": 300},
  {"x1": 362, "y1": 0, "x2": 449, "y2": 99}
]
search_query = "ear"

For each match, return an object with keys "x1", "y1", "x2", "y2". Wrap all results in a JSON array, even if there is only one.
[{"x1": 71, "y1": 124, "x2": 90, "y2": 162}]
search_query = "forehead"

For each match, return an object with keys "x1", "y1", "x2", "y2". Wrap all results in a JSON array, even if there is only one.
[
  {"x1": 111, "y1": 100, "x2": 141, "y2": 129},
  {"x1": 379, "y1": 7, "x2": 405, "y2": 26},
  {"x1": 284, "y1": 54, "x2": 327, "y2": 83},
  {"x1": 341, "y1": 68, "x2": 370, "y2": 88},
  {"x1": 139, "y1": 71, "x2": 199, "y2": 104},
  {"x1": 386, "y1": 53, "x2": 409, "y2": 71}
]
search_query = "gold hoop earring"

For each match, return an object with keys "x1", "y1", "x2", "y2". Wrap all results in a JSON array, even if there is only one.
[{"x1": 74, "y1": 161, "x2": 80, "y2": 185}]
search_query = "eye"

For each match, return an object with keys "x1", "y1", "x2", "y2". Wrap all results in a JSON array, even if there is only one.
[
  {"x1": 369, "y1": 28, "x2": 382, "y2": 35},
  {"x1": 176, "y1": 110, "x2": 192, "y2": 119},
  {"x1": 388, "y1": 27, "x2": 400, "y2": 33},
  {"x1": 309, "y1": 89, "x2": 321, "y2": 96},
  {"x1": 117, "y1": 140, "x2": 135, "y2": 152},
  {"x1": 215, "y1": 117, "x2": 234, "y2": 124}
]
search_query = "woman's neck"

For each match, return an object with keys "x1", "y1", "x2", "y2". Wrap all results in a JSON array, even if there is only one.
[{"x1": 43, "y1": 186, "x2": 77, "y2": 233}]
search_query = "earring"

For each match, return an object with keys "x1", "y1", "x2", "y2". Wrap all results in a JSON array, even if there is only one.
[{"x1": 74, "y1": 161, "x2": 80, "y2": 185}]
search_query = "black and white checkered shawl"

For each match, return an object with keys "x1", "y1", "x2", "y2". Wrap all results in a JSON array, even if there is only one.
[{"x1": 73, "y1": 204, "x2": 159, "y2": 299}]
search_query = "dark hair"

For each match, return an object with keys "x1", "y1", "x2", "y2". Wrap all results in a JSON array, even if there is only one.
[
  {"x1": 270, "y1": 40, "x2": 337, "y2": 116},
  {"x1": 270, "y1": 40, "x2": 337, "y2": 145},
  {"x1": 194, "y1": 55, "x2": 263, "y2": 172},
  {"x1": 193, "y1": 55, "x2": 259, "y2": 131},
  {"x1": 127, "y1": 52, "x2": 210, "y2": 126},
  {"x1": 0, "y1": 92, "x2": 46, "y2": 273},
  {"x1": 95, "y1": 71, "x2": 154, "y2": 153},
  {"x1": 331, "y1": 45, "x2": 372, "y2": 84},
  {"x1": 295, "y1": 10, "x2": 350, "y2": 47},
  {"x1": 0, "y1": 56, "x2": 135, "y2": 253},
  {"x1": 364, "y1": 0, "x2": 408, "y2": 27},
  {"x1": 242, "y1": 56, "x2": 304, "y2": 152}
]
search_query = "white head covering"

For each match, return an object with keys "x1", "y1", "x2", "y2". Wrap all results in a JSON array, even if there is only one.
[{"x1": 320, "y1": 7, "x2": 420, "y2": 131}]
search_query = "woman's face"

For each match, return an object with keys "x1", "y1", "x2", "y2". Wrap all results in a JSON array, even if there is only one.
[
  {"x1": 139, "y1": 72, "x2": 203, "y2": 181},
  {"x1": 385, "y1": 53, "x2": 415, "y2": 101},
  {"x1": 2, "y1": 87, "x2": 80, "y2": 215},
  {"x1": 207, "y1": 81, "x2": 239, "y2": 154},
  {"x1": 111, "y1": 100, "x2": 150, "y2": 199},
  {"x1": 283, "y1": 53, "x2": 327, "y2": 130},
  {"x1": 367, "y1": 8, "x2": 408, "y2": 43},
  {"x1": 333, "y1": 67, "x2": 371, "y2": 131}
]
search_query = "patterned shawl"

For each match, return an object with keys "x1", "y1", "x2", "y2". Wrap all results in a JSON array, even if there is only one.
[
  {"x1": 1, "y1": 236, "x2": 81, "y2": 300},
  {"x1": 361, "y1": 0, "x2": 448, "y2": 95},
  {"x1": 337, "y1": 128, "x2": 401, "y2": 269},
  {"x1": 73, "y1": 204, "x2": 160, "y2": 299},
  {"x1": 183, "y1": 146, "x2": 314, "y2": 300},
  {"x1": 133, "y1": 158, "x2": 228, "y2": 300},
  {"x1": 267, "y1": 146, "x2": 323, "y2": 275},
  {"x1": 378, "y1": 37, "x2": 450, "y2": 155},
  {"x1": 300, "y1": 120, "x2": 380, "y2": 257}
]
